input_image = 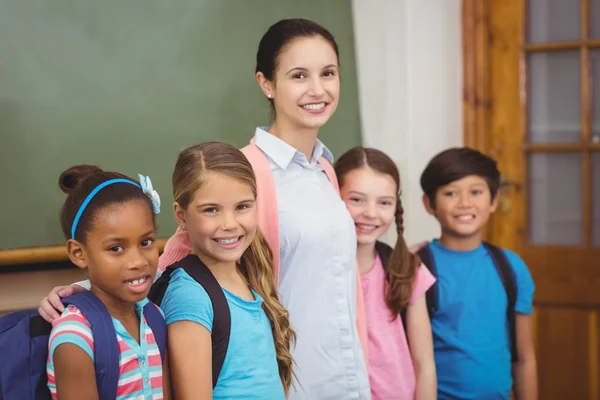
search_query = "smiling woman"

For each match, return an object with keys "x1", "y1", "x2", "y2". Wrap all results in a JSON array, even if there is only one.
[{"x1": 159, "y1": 19, "x2": 372, "y2": 399}]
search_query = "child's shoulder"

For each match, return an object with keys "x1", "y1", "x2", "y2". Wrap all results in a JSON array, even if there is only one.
[
  {"x1": 493, "y1": 246, "x2": 532, "y2": 277},
  {"x1": 49, "y1": 305, "x2": 95, "y2": 359},
  {"x1": 161, "y1": 268, "x2": 215, "y2": 325},
  {"x1": 52, "y1": 304, "x2": 92, "y2": 329},
  {"x1": 166, "y1": 267, "x2": 211, "y2": 296}
]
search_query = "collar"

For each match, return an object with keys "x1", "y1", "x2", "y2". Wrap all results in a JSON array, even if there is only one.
[{"x1": 254, "y1": 127, "x2": 334, "y2": 169}]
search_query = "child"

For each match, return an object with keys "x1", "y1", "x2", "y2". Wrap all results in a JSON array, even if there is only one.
[
  {"x1": 419, "y1": 147, "x2": 537, "y2": 399},
  {"x1": 47, "y1": 165, "x2": 170, "y2": 399},
  {"x1": 156, "y1": 142, "x2": 295, "y2": 399},
  {"x1": 335, "y1": 147, "x2": 437, "y2": 400},
  {"x1": 38, "y1": 19, "x2": 369, "y2": 399}
]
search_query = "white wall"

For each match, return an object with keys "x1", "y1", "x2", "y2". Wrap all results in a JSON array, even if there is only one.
[{"x1": 351, "y1": 0, "x2": 463, "y2": 245}]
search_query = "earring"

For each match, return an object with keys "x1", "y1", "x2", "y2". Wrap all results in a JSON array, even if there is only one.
[
  {"x1": 181, "y1": 226, "x2": 187, "y2": 231},
  {"x1": 267, "y1": 94, "x2": 272, "y2": 99}
]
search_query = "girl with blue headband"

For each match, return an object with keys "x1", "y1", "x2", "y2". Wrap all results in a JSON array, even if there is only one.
[{"x1": 46, "y1": 165, "x2": 171, "y2": 400}]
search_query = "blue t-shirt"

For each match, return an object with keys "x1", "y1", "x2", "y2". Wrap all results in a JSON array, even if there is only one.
[
  {"x1": 428, "y1": 240, "x2": 535, "y2": 400},
  {"x1": 160, "y1": 269, "x2": 285, "y2": 400}
]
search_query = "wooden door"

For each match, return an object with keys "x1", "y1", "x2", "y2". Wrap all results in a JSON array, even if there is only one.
[{"x1": 463, "y1": 0, "x2": 600, "y2": 399}]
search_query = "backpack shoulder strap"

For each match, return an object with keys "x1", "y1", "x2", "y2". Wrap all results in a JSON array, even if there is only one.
[
  {"x1": 63, "y1": 291, "x2": 120, "y2": 400},
  {"x1": 317, "y1": 156, "x2": 340, "y2": 195},
  {"x1": 483, "y1": 242, "x2": 519, "y2": 362},
  {"x1": 375, "y1": 241, "x2": 393, "y2": 269},
  {"x1": 416, "y1": 244, "x2": 438, "y2": 320},
  {"x1": 142, "y1": 302, "x2": 167, "y2": 362},
  {"x1": 241, "y1": 140, "x2": 281, "y2": 285},
  {"x1": 178, "y1": 255, "x2": 231, "y2": 388},
  {"x1": 375, "y1": 241, "x2": 410, "y2": 339}
]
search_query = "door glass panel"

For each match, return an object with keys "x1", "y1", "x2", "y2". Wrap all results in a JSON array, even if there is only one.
[
  {"x1": 529, "y1": 152, "x2": 582, "y2": 245},
  {"x1": 528, "y1": 51, "x2": 581, "y2": 143},
  {"x1": 594, "y1": 153, "x2": 600, "y2": 246},
  {"x1": 591, "y1": 51, "x2": 600, "y2": 144},
  {"x1": 591, "y1": 0, "x2": 600, "y2": 38},
  {"x1": 527, "y1": 0, "x2": 580, "y2": 43}
]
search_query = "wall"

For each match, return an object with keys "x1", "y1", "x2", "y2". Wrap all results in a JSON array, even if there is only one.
[{"x1": 351, "y1": 0, "x2": 463, "y2": 246}]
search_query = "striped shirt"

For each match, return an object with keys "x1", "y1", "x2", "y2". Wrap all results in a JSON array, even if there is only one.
[{"x1": 47, "y1": 299, "x2": 164, "y2": 400}]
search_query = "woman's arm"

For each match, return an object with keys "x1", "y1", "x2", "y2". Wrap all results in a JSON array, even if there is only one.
[
  {"x1": 53, "y1": 344, "x2": 99, "y2": 400},
  {"x1": 38, "y1": 270, "x2": 165, "y2": 322},
  {"x1": 168, "y1": 321, "x2": 213, "y2": 399},
  {"x1": 512, "y1": 314, "x2": 537, "y2": 400},
  {"x1": 406, "y1": 296, "x2": 437, "y2": 400}
]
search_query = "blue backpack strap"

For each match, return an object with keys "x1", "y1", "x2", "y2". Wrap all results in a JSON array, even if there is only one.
[
  {"x1": 143, "y1": 302, "x2": 167, "y2": 361},
  {"x1": 416, "y1": 244, "x2": 438, "y2": 320},
  {"x1": 62, "y1": 291, "x2": 120, "y2": 400},
  {"x1": 483, "y1": 242, "x2": 519, "y2": 362}
]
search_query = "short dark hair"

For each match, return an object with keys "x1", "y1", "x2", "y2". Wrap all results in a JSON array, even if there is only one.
[
  {"x1": 420, "y1": 147, "x2": 501, "y2": 205},
  {"x1": 59, "y1": 165, "x2": 155, "y2": 242}
]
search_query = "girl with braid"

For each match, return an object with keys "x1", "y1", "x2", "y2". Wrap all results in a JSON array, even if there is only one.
[{"x1": 335, "y1": 147, "x2": 437, "y2": 400}]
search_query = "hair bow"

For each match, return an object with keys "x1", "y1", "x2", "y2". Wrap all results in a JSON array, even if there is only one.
[{"x1": 138, "y1": 174, "x2": 161, "y2": 214}]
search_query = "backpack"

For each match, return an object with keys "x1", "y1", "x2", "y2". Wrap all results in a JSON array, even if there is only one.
[
  {"x1": 376, "y1": 240, "x2": 518, "y2": 362},
  {"x1": 0, "y1": 290, "x2": 167, "y2": 400},
  {"x1": 148, "y1": 254, "x2": 231, "y2": 388}
]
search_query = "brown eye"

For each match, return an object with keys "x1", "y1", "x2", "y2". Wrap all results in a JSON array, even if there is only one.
[{"x1": 141, "y1": 239, "x2": 154, "y2": 247}]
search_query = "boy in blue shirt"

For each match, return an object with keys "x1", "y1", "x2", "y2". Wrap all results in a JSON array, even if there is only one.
[{"x1": 419, "y1": 147, "x2": 537, "y2": 399}]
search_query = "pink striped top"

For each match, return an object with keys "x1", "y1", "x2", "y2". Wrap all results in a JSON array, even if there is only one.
[{"x1": 47, "y1": 299, "x2": 164, "y2": 399}]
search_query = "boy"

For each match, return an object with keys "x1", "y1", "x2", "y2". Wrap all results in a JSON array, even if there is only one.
[{"x1": 419, "y1": 147, "x2": 537, "y2": 399}]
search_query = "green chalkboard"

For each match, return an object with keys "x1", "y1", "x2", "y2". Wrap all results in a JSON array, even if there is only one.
[{"x1": 0, "y1": 0, "x2": 362, "y2": 250}]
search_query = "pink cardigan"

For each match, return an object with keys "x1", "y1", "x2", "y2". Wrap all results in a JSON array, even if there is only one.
[{"x1": 158, "y1": 139, "x2": 369, "y2": 366}]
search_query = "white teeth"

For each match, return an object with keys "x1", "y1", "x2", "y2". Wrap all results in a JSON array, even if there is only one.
[
  {"x1": 357, "y1": 224, "x2": 376, "y2": 231},
  {"x1": 458, "y1": 215, "x2": 474, "y2": 220},
  {"x1": 216, "y1": 237, "x2": 240, "y2": 244},
  {"x1": 302, "y1": 102, "x2": 325, "y2": 110},
  {"x1": 126, "y1": 276, "x2": 147, "y2": 286}
]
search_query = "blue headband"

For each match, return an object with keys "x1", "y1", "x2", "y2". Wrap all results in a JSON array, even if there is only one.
[{"x1": 70, "y1": 176, "x2": 161, "y2": 239}]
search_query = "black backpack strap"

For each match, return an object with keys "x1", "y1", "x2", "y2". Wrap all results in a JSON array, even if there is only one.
[
  {"x1": 375, "y1": 241, "x2": 393, "y2": 267},
  {"x1": 483, "y1": 242, "x2": 519, "y2": 363},
  {"x1": 148, "y1": 255, "x2": 231, "y2": 388},
  {"x1": 416, "y1": 244, "x2": 438, "y2": 320},
  {"x1": 376, "y1": 241, "x2": 410, "y2": 339}
]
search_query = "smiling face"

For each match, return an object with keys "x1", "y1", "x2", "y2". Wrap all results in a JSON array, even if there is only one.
[
  {"x1": 74, "y1": 200, "x2": 158, "y2": 306},
  {"x1": 424, "y1": 174, "x2": 499, "y2": 241},
  {"x1": 340, "y1": 167, "x2": 398, "y2": 246},
  {"x1": 258, "y1": 35, "x2": 340, "y2": 131},
  {"x1": 176, "y1": 171, "x2": 257, "y2": 267}
]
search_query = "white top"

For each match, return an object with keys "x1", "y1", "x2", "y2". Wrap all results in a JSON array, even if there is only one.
[{"x1": 255, "y1": 127, "x2": 370, "y2": 400}]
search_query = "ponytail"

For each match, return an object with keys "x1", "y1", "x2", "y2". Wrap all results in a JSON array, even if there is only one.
[{"x1": 384, "y1": 192, "x2": 419, "y2": 317}]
